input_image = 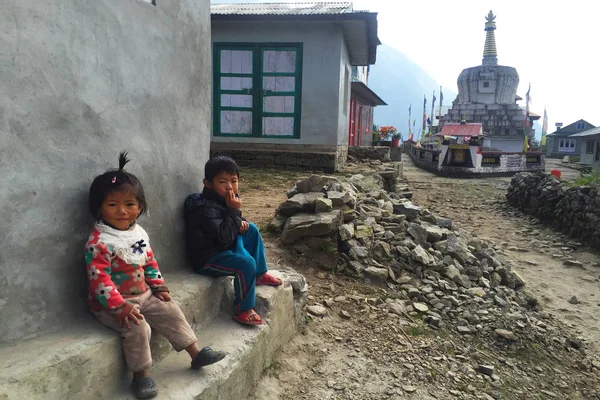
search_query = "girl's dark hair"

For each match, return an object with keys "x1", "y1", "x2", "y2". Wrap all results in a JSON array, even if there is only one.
[
  {"x1": 88, "y1": 151, "x2": 147, "y2": 219},
  {"x1": 204, "y1": 156, "x2": 239, "y2": 181}
]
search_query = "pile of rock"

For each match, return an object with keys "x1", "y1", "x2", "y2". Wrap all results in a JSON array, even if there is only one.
[
  {"x1": 267, "y1": 172, "x2": 568, "y2": 344},
  {"x1": 507, "y1": 172, "x2": 600, "y2": 248}
]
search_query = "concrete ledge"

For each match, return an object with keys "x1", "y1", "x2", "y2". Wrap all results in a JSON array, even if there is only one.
[
  {"x1": 120, "y1": 281, "x2": 297, "y2": 400},
  {"x1": 0, "y1": 274, "x2": 226, "y2": 400}
]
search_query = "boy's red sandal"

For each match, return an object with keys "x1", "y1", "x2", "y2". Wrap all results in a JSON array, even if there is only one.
[
  {"x1": 233, "y1": 309, "x2": 263, "y2": 326},
  {"x1": 256, "y1": 272, "x2": 282, "y2": 286}
]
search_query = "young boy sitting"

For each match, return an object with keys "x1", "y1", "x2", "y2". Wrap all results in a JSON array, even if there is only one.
[{"x1": 184, "y1": 156, "x2": 282, "y2": 325}]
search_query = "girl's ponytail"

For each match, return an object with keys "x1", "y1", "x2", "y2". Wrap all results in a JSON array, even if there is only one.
[{"x1": 118, "y1": 151, "x2": 130, "y2": 171}]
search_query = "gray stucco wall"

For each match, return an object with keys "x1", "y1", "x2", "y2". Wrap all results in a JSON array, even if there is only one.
[
  {"x1": 336, "y1": 37, "x2": 352, "y2": 145},
  {"x1": 0, "y1": 0, "x2": 212, "y2": 344},
  {"x1": 546, "y1": 136, "x2": 581, "y2": 158},
  {"x1": 579, "y1": 137, "x2": 600, "y2": 165},
  {"x1": 211, "y1": 21, "x2": 345, "y2": 146}
]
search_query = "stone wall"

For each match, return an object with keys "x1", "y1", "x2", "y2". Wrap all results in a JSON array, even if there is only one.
[
  {"x1": 506, "y1": 173, "x2": 600, "y2": 248},
  {"x1": 409, "y1": 145, "x2": 544, "y2": 177},
  {"x1": 0, "y1": 0, "x2": 212, "y2": 344},
  {"x1": 348, "y1": 146, "x2": 391, "y2": 161},
  {"x1": 210, "y1": 143, "x2": 349, "y2": 173},
  {"x1": 445, "y1": 101, "x2": 527, "y2": 137}
]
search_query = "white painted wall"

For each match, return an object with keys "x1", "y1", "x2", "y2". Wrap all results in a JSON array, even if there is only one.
[
  {"x1": 212, "y1": 21, "x2": 347, "y2": 146},
  {"x1": 488, "y1": 137, "x2": 525, "y2": 153}
]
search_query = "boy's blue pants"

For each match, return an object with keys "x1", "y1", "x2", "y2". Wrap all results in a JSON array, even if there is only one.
[{"x1": 196, "y1": 223, "x2": 267, "y2": 312}]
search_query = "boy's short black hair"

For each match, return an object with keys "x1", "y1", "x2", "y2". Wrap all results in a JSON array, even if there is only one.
[
  {"x1": 204, "y1": 156, "x2": 239, "y2": 182},
  {"x1": 88, "y1": 152, "x2": 147, "y2": 219}
]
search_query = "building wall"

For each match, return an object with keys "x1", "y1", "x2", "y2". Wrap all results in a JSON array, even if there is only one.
[
  {"x1": 337, "y1": 37, "x2": 352, "y2": 146},
  {"x1": 0, "y1": 0, "x2": 212, "y2": 344},
  {"x1": 352, "y1": 66, "x2": 369, "y2": 85},
  {"x1": 211, "y1": 21, "x2": 345, "y2": 146},
  {"x1": 410, "y1": 145, "x2": 544, "y2": 176},
  {"x1": 487, "y1": 136, "x2": 525, "y2": 153},
  {"x1": 579, "y1": 136, "x2": 600, "y2": 166},
  {"x1": 547, "y1": 136, "x2": 581, "y2": 158}
]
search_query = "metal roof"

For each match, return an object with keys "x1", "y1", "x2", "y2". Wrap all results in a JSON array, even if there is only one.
[
  {"x1": 437, "y1": 123, "x2": 483, "y2": 137},
  {"x1": 351, "y1": 82, "x2": 387, "y2": 106},
  {"x1": 211, "y1": 2, "x2": 355, "y2": 15},
  {"x1": 571, "y1": 126, "x2": 600, "y2": 137},
  {"x1": 211, "y1": 2, "x2": 379, "y2": 65}
]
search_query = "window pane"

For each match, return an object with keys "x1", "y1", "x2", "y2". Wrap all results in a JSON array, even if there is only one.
[
  {"x1": 262, "y1": 117, "x2": 294, "y2": 136},
  {"x1": 221, "y1": 77, "x2": 253, "y2": 91},
  {"x1": 263, "y1": 76, "x2": 295, "y2": 92},
  {"x1": 221, "y1": 111, "x2": 252, "y2": 134},
  {"x1": 221, "y1": 94, "x2": 252, "y2": 108},
  {"x1": 221, "y1": 50, "x2": 253, "y2": 74},
  {"x1": 263, "y1": 96, "x2": 295, "y2": 113},
  {"x1": 263, "y1": 50, "x2": 296, "y2": 73}
]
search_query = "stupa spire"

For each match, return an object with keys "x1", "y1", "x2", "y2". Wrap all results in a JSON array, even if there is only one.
[{"x1": 482, "y1": 10, "x2": 498, "y2": 66}]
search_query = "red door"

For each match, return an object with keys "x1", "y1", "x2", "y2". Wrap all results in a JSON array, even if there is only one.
[
  {"x1": 348, "y1": 98, "x2": 357, "y2": 146},
  {"x1": 356, "y1": 103, "x2": 363, "y2": 147}
]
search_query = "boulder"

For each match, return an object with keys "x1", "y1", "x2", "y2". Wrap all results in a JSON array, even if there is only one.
[
  {"x1": 372, "y1": 241, "x2": 393, "y2": 262},
  {"x1": 443, "y1": 264, "x2": 461, "y2": 281},
  {"x1": 354, "y1": 225, "x2": 374, "y2": 239},
  {"x1": 339, "y1": 224, "x2": 355, "y2": 241},
  {"x1": 421, "y1": 222, "x2": 448, "y2": 242},
  {"x1": 315, "y1": 198, "x2": 333, "y2": 213},
  {"x1": 294, "y1": 175, "x2": 343, "y2": 194},
  {"x1": 267, "y1": 214, "x2": 287, "y2": 233},
  {"x1": 435, "y1": 216, "x2": 453, "y2": 229},
  {"x1": 349, "y1": 173, "x2": 385, "y2": 192},
  {"x1": 348, "y1": 246, "x2": 369, "y2": 261},
  {"x1": 277, "y1": 192, "x2": 325, "y2": 217},
  {"x1": 410, "y1": 245, "x2": 436, "y2": 267},
  {"x1": 281, "y1": 210, "x2": 343, "y2": 244},
  {"x1": 407, "y1": 223, "x2": 428, "y2": 244},
  {"x1": 347, "y1": 260, "x2": 366, "y2": 274},
  {"x1": 446, "y1": 234, "x2": 478, "y2": 265},
  {"x1": 327, "y1": 190, "x2": 356, "y2": 208},
  {"x1": 393, "y1": 201, "x2": 422, "y2": 221},
  {"x1": 364, "y1": 266, "x2": 389, "y2": 282}
]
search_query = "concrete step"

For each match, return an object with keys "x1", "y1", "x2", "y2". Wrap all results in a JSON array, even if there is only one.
[
  {"x1": 0, "y1": 273, "x2": 227, "y2": 399},
  {"x1": 114, "y1": 281, "x2": 297, "y2": 400},
  {"x1": 0, "y1": 269, "x2": 307, "y2": 400}
]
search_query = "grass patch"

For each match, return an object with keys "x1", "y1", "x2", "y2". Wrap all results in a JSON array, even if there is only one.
[
  {"x1": 406, "y1": 324, "x2": 430, "y2": 337},
  {"x1": 502, "y1": 342, "x2": 549, "y2": 365},
  {"x1": 570, "y1": 169, "x2": 600, "y2": 187},
  {"x1": 241, "y1": 168, "x2": 307, "y2": 186}
]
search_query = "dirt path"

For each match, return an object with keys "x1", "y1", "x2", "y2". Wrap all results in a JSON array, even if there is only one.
[
  {"x1": 238, "y1": 161, "x2": 600, "y2": 400},
  {"x1": 401, "y1": 156, "x2": 600, "y2": 353}
]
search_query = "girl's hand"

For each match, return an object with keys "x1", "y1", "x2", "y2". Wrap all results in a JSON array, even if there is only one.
[
  {"x1": 120, "y1": 307, "x2": 144, "y2": 329},
  {"x1": 226, "y1": 190, "x2": 242, "y2": 209},
  {"x1": 240, "y1": 221, "x2": 249, "y2": 234},
  {"x1": 155, "y1": 291, "x2": 172, "y2": 302}
]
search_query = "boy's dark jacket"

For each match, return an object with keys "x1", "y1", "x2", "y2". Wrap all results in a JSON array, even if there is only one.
[{"x1": 184, "y1": 187, "x2": 243, "y2": 267}]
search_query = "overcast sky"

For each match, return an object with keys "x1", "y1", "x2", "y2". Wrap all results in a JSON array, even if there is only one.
[{"x1": 212, "y1": 0, "x2": 599, "y2": 131}]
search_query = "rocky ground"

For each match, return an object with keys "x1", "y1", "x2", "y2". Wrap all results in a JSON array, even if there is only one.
[{"x1": 236, "y1": 156, "x2": 600, "y2": 400}]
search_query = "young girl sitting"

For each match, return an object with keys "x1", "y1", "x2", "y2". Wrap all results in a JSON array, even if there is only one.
[{"x1": 85, "y1": 152, "x2": 225, "y2": 399}]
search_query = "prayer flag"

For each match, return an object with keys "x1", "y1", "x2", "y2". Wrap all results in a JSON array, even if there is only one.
[{"x1": 541, "y1": 108, "x2": 548, "y2": 146}]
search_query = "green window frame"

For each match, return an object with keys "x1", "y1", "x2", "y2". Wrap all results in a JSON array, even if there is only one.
[{"x1": 213, "y1": 42, "x2": 303, "y2": 139}]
